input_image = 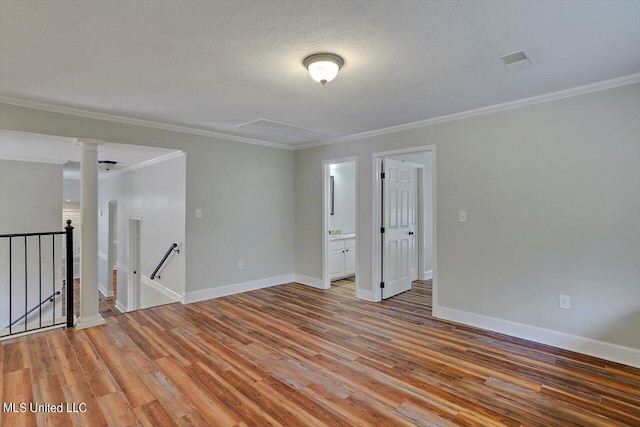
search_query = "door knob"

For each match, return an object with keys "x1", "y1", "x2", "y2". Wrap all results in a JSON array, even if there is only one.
[{"x1": 408, "y1": 231, "x2": 414, "y2": 235}]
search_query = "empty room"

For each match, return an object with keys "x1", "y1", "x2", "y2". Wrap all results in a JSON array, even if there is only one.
[{"x1": 0, "y1": 0, "x2": 639, "y2": 426}]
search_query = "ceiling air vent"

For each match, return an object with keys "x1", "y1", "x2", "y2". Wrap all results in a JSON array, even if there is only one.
[{"x1": 500, "y1": 50, "x2": 535, "y2": 71}]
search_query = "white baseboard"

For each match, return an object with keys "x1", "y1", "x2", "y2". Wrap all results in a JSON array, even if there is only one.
[
  {"x1": 434, "y1": 306, "x2": 640, "y2": 369},
  {"x1": 140, "y1": 275, "x2": 183, "y2": 303},
  {"x1": 294, "y1": 274, "x2": 325, "y2": 289},
  {"x1": 115, "y1": 300, "x2": 127, "y2": 313},
  {"x1": 76, "y1": 314, "x2": 106, "y2": 330},
  {"x1": 0, "y1": 322, "x2": 66, "y2": 342},
  {"x1": 97, "y1": 282, "x2": 113, "y2": 298},
  {"x1": 184, "y1": 274, "x2": 295, "y2": 304},
  {"x1": 424, "y1": 270, "x2": 433, "y2": 280},
  {"x1": 356, "y1": 288, "x2": 376, "y2": 302},
  {"x1": 116, "y1": 261, "x2": 129, "y2": 273}
]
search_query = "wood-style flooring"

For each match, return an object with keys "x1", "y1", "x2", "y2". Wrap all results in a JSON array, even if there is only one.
[{"x1": 1, "y1": 278, "x2": 639, "y2": 426}]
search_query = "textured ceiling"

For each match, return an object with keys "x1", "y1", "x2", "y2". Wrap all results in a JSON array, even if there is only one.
[{"x1": 1, "y1": 0, "x2": 639, "y2": 147}]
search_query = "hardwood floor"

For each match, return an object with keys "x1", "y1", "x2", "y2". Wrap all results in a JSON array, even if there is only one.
[{"x1": 1, "y1": 279, "x2": 639, "y2": 426}]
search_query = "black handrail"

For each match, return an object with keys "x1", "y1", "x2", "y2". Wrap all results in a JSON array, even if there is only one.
[
  {"x1": 2, "y1": 220, "x2": 74, "y2": 337},
  {"x1": 150, "y1": 243, "x2": 179, "y2": 280},
  {"x1": 7, "y1": 291, "x2": 61, "y2": 328}
]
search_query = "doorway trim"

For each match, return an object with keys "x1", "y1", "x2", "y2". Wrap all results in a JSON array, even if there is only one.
[
  {"x1": 322, "y1": 156, "x2": 358, "y2": 292},
  {"x1": 371, "y1": 145, "x2": 437, "y2": 305},
  {"x1": 106, "y1": 200, "x2": 117, "y2": 297},
  {"x1": 128, "y1": 216, "x2": 142, "y2": 311}
]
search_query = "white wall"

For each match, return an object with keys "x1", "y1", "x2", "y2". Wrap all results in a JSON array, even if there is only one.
[
  {"x1": 1, "y1": 103, "x2": 296, "y2": 304},
  {"x1": 389, "y1": 151, "x2": 433, "y2": 275},
  {"x1": 329, "y1": 162, "x2": 356, "y2": 234},
  {"x1": 98, "y1": 154, "x2": 186, "y2": 309},
  {"x1": 0, "y1": 160, "x2": 63, "y2": 330},
  {"x1": 63, "y1": 178, "x2": 80, "y2": 201},
  {"x1": 295, "y1": 84, "x2": 640, "y2": 358}
]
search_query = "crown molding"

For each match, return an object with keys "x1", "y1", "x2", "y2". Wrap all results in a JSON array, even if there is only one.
[
  {"x1": 2, "y1": 73, "x2": 638, "y2": 153},
  {"x1": 99, "y1": 150, "x2": 185, "y2": 179},
  {"x1": 0, "y1": 154, "x2": 67, "y2": 165},
  {"x1": 296, "y1": 72, "x2": 640, "y2": 150},
  {"x1": 0, "y1": 96, "x2": 294, "y2": 151}
]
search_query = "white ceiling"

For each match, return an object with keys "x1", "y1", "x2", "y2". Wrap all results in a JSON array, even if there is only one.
[
  {"x1": 1, "y1": 0, "x2": 639, "y2": 148},
  {"x1": 0, "y1": 129, "x2": 180, "y2": 178}
]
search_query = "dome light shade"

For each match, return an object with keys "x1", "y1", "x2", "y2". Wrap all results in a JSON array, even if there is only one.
[
  {"x1": 98, "y1": 160, "x2": 117, "y2": 171},
  {"x1": 304, "y1": 54, "x2": 343, "y2": 85}
]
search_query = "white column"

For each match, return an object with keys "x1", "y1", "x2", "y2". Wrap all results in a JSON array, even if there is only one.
[{"x1": 76, "y1": 138, "x2": 106, "y2": 330}]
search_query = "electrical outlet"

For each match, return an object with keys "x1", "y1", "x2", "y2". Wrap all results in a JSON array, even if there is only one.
[
  {"x1": 238, "y1": 259, "x2": 244, "y2": 269},
  {"x1": 458, "y1": 210, "x2": 467, "y2": 223},
  {"x1": 559, "y1": 295, "x2": 571, "y2": 310}
]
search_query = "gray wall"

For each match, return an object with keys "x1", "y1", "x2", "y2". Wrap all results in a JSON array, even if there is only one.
[
  {"x1": 0, "y1": 160, "x2": 63, "y2": 328},
  {"x1": 0, "y1": 103, "x2": 296, "y2": 298},
  {"x1": 63, "y1": 178, "x2": 80, "y2": 201},
  {"x1": 295, "y1": 84, "x2": 640, "y2": 349}
]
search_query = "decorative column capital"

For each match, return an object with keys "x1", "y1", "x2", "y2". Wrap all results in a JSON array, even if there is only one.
[{"x1": 74, "y1": 138, "x2": 105, "y2": 151}]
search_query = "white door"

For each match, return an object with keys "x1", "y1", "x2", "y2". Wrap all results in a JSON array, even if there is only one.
[{"x1": 382, "y1": 159, "x2": 417, "y2": 299}]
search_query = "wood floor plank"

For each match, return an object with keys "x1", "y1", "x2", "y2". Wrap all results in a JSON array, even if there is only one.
[{"x1": 1, "y1": 279, "x2": 639, "y2": 426}]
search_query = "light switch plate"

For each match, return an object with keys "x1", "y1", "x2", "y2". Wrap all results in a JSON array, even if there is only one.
[
  {"x1": 559, "y1": 295, "x2": 571, "y2": 310},
  {"x1": 458, "y1": 210, "x2": 467, "y2": 222},
  {"x1": 195, "y1": 209, "x2": 202, "y2": 219}
]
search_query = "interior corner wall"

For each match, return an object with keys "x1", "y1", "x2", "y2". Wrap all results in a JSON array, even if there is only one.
[
  {"x1": 294, "y1": 83, "x2": 640, "y2": 351},
  {"x1": 98, "y1": 154, "x2": 187, "y2": 307},
  {"x1": 0, "y1": 103, "x2": 296, "y2": 302}
]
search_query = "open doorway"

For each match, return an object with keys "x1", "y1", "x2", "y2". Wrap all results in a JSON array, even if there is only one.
[
  {"x1": 322, "y1": 157, "x2": 358, "y2": 294},
  {"x1": 372, "y1": 146, "x2": 436, "y2": 304}
]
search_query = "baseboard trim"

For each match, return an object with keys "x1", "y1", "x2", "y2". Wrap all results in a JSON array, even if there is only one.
[
  {"x1": 140, "y1": 275, "x2": 183, "y2": 303},
  {"x1": 434, "y1": 306, "x2": 640, "y2": 368},
  {"x1": 294, "y1": 274, "x2": 325, "y2": 289},
  {"x1": 76, "y1": 314, "x2": 106, "y2": 330},
  {"x1": 184, "y1": 274, "x2": 295, "y2": 304},
  {"x1": 424, "y1": 270, "x2": 433, "y2": 280},
  {"x1": 116, "y1": 261, "x2": 129, "y2": 273},
  {"x1": 115, "y1": 300, "x2": 127, "y2": 313},
  {"x1": 97, "y1": 282, "x2": 113, "y2": 298},
  {"x1": 356, "y1": 288, "x2": 376, "y2": 302},
  {"x1": 0, "y1": 322, "x2": 66, "y2": 342}
]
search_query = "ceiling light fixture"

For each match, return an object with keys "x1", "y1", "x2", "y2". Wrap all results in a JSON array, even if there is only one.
[
  {"x1": 304, "y1": 53, "x2": 343, "y2": 85},
  {"x1": 98, "y1": 160, "x2": 117, "y2": 171}
]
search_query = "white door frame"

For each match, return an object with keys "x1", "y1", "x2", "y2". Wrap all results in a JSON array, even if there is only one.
[
  {"x1": 322, "y1": 156, "x2": 358, "y2": 291},
  {"x1": 106, "y1": 200, "x2": 117, "y2": 297},
  {"x1": 371, "y1": 145, "x2": 437, "y2": 304},
  {"x1": 128, "y1": 217, "x2": 142, "y2": 311}
]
